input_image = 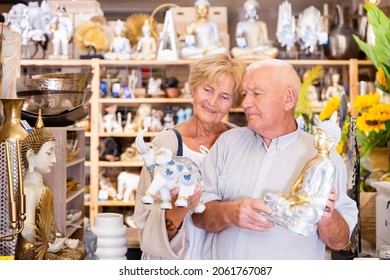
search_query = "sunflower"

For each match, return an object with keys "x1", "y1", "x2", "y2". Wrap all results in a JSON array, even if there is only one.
[
  {"x1": 353, "y1": 92, "x2": 390, "y2": 157},
  {"x1": 353, "y1": 92, "x2": 381, "y2": 112},
  {"x1": 319, "y1": 96, "x2": 341, "y2": 120}
]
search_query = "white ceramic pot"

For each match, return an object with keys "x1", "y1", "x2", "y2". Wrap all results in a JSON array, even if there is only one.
[{"x1": 92, "y1": 213, "x2": 128, "y2": 260}]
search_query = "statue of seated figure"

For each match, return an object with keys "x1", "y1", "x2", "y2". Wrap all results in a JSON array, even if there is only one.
[
  {"x1": 323, "y1": 73, "x2": 346, "y2": 101},
  {"x1": 180, "y1": 0, "x2": 227, "y2": 59},
  {"x1": 264, "y1": 112, "x2": 341, "y2": 236},
  {"x1": 131, "y1": 20, "x2": 157, "y2": 60},
  {"x1": 15, "y1": 112, "x2": 85, "y2": 260},
  {"x1": 104, "y1": 19, "x2": 131, "y2": 60},
  {"x1": 231, "y1": 0, "x2": 278, "y2": 59}
]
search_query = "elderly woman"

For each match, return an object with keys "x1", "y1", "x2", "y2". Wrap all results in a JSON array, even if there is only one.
[{"x1": 134, "y1": 53, "x2": 246, "y2": 259}]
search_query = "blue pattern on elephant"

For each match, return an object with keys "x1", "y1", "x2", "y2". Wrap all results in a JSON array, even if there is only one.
[{"x1": 135, "y1": 121, "x2": 205, "y2": 213}]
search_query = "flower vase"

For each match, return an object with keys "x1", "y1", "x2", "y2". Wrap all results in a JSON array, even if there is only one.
[
  {"x1": 367, "y1": 147, "x2": 389, "y2": 172},
  {"x1": 92, "y1": 213, "x2": 127, "y2": 260}
]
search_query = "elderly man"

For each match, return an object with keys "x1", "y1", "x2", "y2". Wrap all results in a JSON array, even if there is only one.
[{"x1": 193, "y1": 59, "x2": 358, "y2": 259}]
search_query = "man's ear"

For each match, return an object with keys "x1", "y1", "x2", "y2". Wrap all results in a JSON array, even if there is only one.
[
  {"x1": 26, "y1": 149, "x2": 35, "y2": 173},
  {"x1": 284, "y1": 87, "x2": 297, "y2": 111}
]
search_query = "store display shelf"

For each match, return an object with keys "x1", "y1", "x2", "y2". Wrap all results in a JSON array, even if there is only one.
[
  {"x1": 65, "y1": 218, "x2": 84, "y2": 238},
  {"x1": 98, "y1": 200, "x2": 136, "y2": 207},
  {"x1": 98, "y1": 132, "x2": 158, "y2": 138},
  {"x1": 98, "y1": 161, "x2": 144, "y2": 167},
  {"x1": 66, "y1": 157, "x2": 85, "y2": 168},
  {"x1": 99, "y1": 59, "x2": 196, "y2": 66},
  {"x1": 66, "y1": 188, "x2": 84, "y2": 203},
  {"x1": 21, "y1": 59, "x2": 93, "y2": 67},
  {"x1": 99, "y1": 97, "x2": 193, "y2": 104}
]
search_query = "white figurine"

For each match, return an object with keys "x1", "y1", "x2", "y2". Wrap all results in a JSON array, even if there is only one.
[
  {"x1": 149, "y1": 109, "x2": 164, "y2": 132},
  {"x1": 296, "y1": 6, "x2": 324, "y2": 53},
  {"x1": 124, "y1": 112, "x2": 135, "y2": 133},
  {"x1": 180, "y1": 0, "x2": 227, "y2": 59},
  {"x1": 116, "y1": 171, "x2": 140, "y2": 202},
  {"x1": 131, "y1": 20, "x2": 157, "y2": 60},
  {"x1": 48, "y1": 5, "x2": 73, "y2": 59},
  {"x1": 264, "y1": 112, "x2": 341, "y2": 236},
  {"x1": 324, "y1": 72, "x2": 346, "y2": 101},
  {"x1": 231, "y1": 0, "x2": 278, "y2": 59},
  {"x1": 276, "y1": 0, "x2": 296, "y2": 51},
  {"x1": 147, "y1": 77, "x2": 164, "y2": 97},
  {"x1": 103, "y1": 19, "x2": 131, "y2": 60},
  {"x1": 135, "y1": 121, "x2": 205, "y2": 213}
]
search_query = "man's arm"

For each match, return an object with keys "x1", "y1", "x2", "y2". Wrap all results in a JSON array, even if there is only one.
[
  {"x1": 317, "y1": 209, "x2": 350, "y2": 250},
  {"x1": 317, "y1": 191, "x2": 350, "y2": 250},
  {"x1": 193, "y1": 199, "x2": 274, "y2": 233}
]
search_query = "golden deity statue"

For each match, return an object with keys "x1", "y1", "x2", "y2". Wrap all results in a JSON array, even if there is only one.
[
  {"x1": 15, "y1": 112, "x2": 85, "y2": 260},
  {"x1": 264, "y1": 112, "x2": 341, "y2": 236}
]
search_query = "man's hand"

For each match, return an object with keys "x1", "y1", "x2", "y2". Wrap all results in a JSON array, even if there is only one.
[{"x1": 228, "y1": 198, "x2": 274, "y2": 231}]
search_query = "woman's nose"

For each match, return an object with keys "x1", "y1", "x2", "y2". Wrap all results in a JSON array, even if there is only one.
[{"x1": 208, "y1": 94, "x2": 218, "y2": 106}]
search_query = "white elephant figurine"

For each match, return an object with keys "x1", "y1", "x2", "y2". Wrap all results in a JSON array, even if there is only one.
[
  {"x1": 135, "y1": 120, "x2": 205, "y2": 213},
  {"x1": 116, "y1": 171, "x2": 140, "y2": 202}
]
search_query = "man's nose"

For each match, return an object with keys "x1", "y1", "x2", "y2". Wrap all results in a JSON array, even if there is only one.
[{"x1": 242, "y1": 94, "x2": 252, "y2": 108}]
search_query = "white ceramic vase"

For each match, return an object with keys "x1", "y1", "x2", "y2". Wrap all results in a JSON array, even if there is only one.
[{"x1": 92, "y1": 213, "x2": 128, "y2": 260}]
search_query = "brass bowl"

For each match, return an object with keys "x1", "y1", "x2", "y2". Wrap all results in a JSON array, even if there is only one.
[
  {"x1": 17, "y1": 90, "x2": 92, "y2": 115},
  {"x1": 16, "y1": 72, "x2": 93, "y2": 115}
]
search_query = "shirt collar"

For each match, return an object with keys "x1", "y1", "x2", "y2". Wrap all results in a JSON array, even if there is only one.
[{"x1": 256, "y1": 127, "x2": 301, "y2": 153}]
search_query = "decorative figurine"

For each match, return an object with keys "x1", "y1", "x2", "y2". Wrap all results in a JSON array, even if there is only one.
[
  {"x1": 296, "y1": 6, "x2": 326, "y2": 54},
  {"x1": 103, "y1": 19, "x2": 131, "y2": 60},
  {"x1": 147, "y1": 77, "x2": 165, "y2": 97},
  {"x1": 131, "y1": 19, "x2": 157, "y2": 60},
  {"x1": 15, "y1": 112, "x2": 85, "y2": 260},
  {"x1": 74, "y1": 17, "x2": 108, "y2": 59},
  {"x1": 264, "y1": 112, "x2": 341, "y2": 236},
  {"x1": 131, "y1": 104, "x2": 152, "y2": 132},
  {"x1": 135, "y1": 120, "x2": 205, "y2": 213},
  {"x1": 324, "y1": 72, "x2": 346, "y2": 101},
  {"x1": 157, "y1": 9, "x2": 179, "y2": 61},
  {"x1": 83, "y1": 226, "x2": 99, "y2": 260},
  {"x1": 98, "y1": 169, "x2": 117, "y2": 201},
  {"x1": 116, "y1": 171, "x2": 140, "y2": 202},
  {"x1": 148, "y1": 109, "x2": 164, "y2": 132},
  {"x1": 48, "y1": 5, "x2": 73, "y2": 59},
  {"x1": 231, "y1": 0, "x2": 278, "y2": 59},
  {"x1": 99, "y1": 137, "x2": 120, "y2": 161},
  {"x1": 276, "y1": 0, "x2": 296, "y2": 51},
  {"x1": 180, "y1": 0, "x2": 227, "y2": 59}
]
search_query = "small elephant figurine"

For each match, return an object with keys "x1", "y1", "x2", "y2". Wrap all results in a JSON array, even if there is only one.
[
  {"x1": 135, "y1": 119, "x2": 205, "y2": 213},
  {"x1": 116, "y1": 171, "x2": 140, "y2": 202}
]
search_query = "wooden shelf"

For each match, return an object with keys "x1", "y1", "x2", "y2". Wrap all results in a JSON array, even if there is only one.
[
  {"x1": 65, "y1": 218, "x2": 84, "y2": 238},
  {"x1": 98, "y1": 132, "x2": 158, "y2": 137},
  {"x1": 98, "y1": 161, "x2": 144, "y2": 167},
  {"x1": 98, "y1": 200, "x2": 136, "y2": 207},
  {"x1": 66, "y1": 188, "x2": 85, "y2": 204},
  {"x1": 99, "y1": 97, "x2": 193, "y2": 104}
]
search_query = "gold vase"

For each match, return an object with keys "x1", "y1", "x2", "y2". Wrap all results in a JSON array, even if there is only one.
[
  {"x1": 368, "y1": 147, "x2": 389, "y2": 172},
  {"x1": 0, "y1": 98, "x2": 27, "y2": 257},
  {"x1": 0, "y1": 98, "x2": 28, "y2": 141}
]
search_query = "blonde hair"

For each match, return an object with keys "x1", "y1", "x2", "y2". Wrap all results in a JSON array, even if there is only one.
[{"x1": 188, "y1": 53, "x2": 246, "y2": 107}]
